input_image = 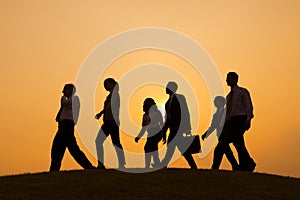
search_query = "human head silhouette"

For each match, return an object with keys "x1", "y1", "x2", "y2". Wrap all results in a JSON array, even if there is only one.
[
  {"x1": 214, "y1": 96, "x2": 226, "y2": 109},
  {"x1": 166, "y1": 81, "x2": 178, "y2": 95},
  {"x1": 143, "y1": 98, "x2": 158, "y2": 114},
  {"x1": 62, "y1": 84, "x2": 76, "y2": 98},
  {"x1": 226, "y1": 72, "x2": 239, "y2": 87},
  {"x1": 104, "y1": 78, "x2": 118, "y2": 92}
]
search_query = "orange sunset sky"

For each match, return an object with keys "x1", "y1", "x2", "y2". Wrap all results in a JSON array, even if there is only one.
[{"x1": 0, "y1": 1, "x2": 300, "y2": 177}]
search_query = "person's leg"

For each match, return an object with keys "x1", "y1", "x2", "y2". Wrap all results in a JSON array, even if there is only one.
[
  {"x1": 160, "y1": 134, "x2": 177, "y2": 168},
  {"x1": 110, "y1": 122, "x2": 126, "y2": 168},
  {"x1": 146, "y1": 138, "x2": 160, "y2": 168},
  {"x1": 175, "y1": 131, "x2": 197, "y2": 169},
  {"x1": 212, "y1": 141, "x2": 228, "y2": 169},
  {"x1": 65, "y1": 122, "x2": 94, "y2": 169},
  {"x1": 224, "y1": 145, "x2": 239, "y2": 170},
  {"x1": 152, "y1": 151, "x2": 160, "y2": 168},
  {"x1": 68, "y1": 138, "x2": 94, "y2": 169},
  {"x1": 152, "y1": 142, "x2": 160, "y2": 168},
  {"x1": 145, "y1": 154, "x2": 151, "y2": 169},
  {"x1": 161, "y1": 144, "x2": 176, "y2": 168},
  {"x1": 231, "y1": 116, "x2": 255, "y2": 171},
  {"x1": 95, "y1": 124, "x2": 108, "y2": 168},
  {"x1": 144, "y1": 141, "x2": 152, "y2": 168},
  {"x1": 50, "y1": 123, "x2": 67, "y2": 171},
  {"x1": 233, "y1": 137, "x2": 251, "y2": 170},
  {"x1": 146, "y1": 131, "x2": 161, "y2": 168},
  {"x1": 233, "y1": 135, "x2": 255, "y2": 171},
  {"x1": 212, "y1": 122, "x2": 231, "y2": 170},
  {"x1": 182, "y1": 153, "x2": 197, "y2": 169}
]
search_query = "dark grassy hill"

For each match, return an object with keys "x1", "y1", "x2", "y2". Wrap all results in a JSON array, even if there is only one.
[{"x1": 0, "y1": 169, "x2": 299, "y2": 199}]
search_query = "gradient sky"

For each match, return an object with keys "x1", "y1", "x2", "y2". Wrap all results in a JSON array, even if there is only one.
[{"x1": 0, "y1": 1, "x2": 299, "y2": 177}]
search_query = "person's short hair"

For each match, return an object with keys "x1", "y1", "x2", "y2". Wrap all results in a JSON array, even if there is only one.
[
  {"x1": 104, "y1": 78, "x2": 117, "y2": 85},
  {"x1": 104, "y1": 78, "x2": 119, "y2": 91},
  {"x1": 167, "y1": 81, "x2": 178, "y2": 93},
  {"x1": 214, "y1": 96, "x2": 226, "y2": 107},
  {"x1": 63, "y1": 84, "x2": 76, "y2": 94},
  {"x1": 227, "y1": 72, "x2": 239, "y2": 82}
]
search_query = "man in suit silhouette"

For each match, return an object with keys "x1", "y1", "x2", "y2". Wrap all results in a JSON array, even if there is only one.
[
  {"x1": 212, "y1": 72, "x2": 256, "y2": 171},
  {"x1": 160, "y1": 81, "x2": 197, "y2": 169}
]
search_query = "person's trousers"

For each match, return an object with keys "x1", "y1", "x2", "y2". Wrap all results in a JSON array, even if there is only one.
[
  {"x1": 223, "y1": 144, "x2": 239, "y2": 170},
  {"x1": 212, "y1": 140, "x2": 239, "y2": 170},
  {"x1": 95, "y1": 121, "x2": 125, "y2": 168},
  {"x1": 161, "y1": 131, "x2": 197, "y2": 169},
  {"x1": 212, "y1": 116, "x2": 253, "y2": 170},
  {"x1": 50, "y1": 120, "x2": 94, "y2": 171}
]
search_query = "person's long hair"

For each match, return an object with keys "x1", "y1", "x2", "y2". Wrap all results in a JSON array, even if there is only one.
[{"x1": 143, "y1": 98, "x2": 158, "y2": 114}]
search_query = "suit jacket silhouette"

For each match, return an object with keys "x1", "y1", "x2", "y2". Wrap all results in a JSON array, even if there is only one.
[{"x1": 163, "y1": 93, "x2": 191, "y2": 140}]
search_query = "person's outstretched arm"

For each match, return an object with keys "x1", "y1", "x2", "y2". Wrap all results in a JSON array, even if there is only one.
[
  {"x1": 135, "y1": 114, "x2": 150, "y2": 142},
  {"x1": 135, "y1": 127, "x2": 147, "y2": 143},
  {"x1": 202, "y1": 112, "x2": 219, "y2": 140},
  {"x1": 95, "y1": 110, "x2": 104, "y2": 119}
]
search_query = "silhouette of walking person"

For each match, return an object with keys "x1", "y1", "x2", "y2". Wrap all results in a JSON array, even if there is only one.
[
  {"x1": 202, "y1": 96, "x2": 239, "y2": 170},
  {"x1": 212, "y1": 72, "x2": 256, "y2": 171},
  {"x1": 50, "y1": 84, "x2": 95, "y2": 171},
  {"x1": 135, "y1": 98, "x2": 163, "y2": 169},
  {"x1": 95, "y1": 78, "x2": 126, "y2": 169},
  {"x1": 160, "y1": 81, "x2": 197, "y2": 169}
]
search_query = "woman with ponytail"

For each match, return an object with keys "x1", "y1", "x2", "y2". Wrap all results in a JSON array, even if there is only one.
[{"x1": 95, "y1": 78, "x2": 125, "y2": 169}]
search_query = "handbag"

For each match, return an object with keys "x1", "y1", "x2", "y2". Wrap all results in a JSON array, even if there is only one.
[{"x1": 178, "y1": 134, "x2": 201, "y2": 155}]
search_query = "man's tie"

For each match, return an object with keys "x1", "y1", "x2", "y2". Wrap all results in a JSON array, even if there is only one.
[
  {"x1": 226, "y1": 91, "x2": 233, "y2": 120},
  {"x1": 167, "y1": 95, "x2": 174, "y2": 120}
]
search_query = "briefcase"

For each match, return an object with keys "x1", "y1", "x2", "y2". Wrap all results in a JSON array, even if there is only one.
[{"x1": 178, "y1": 134, "x2": 201, "y2": 155}]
